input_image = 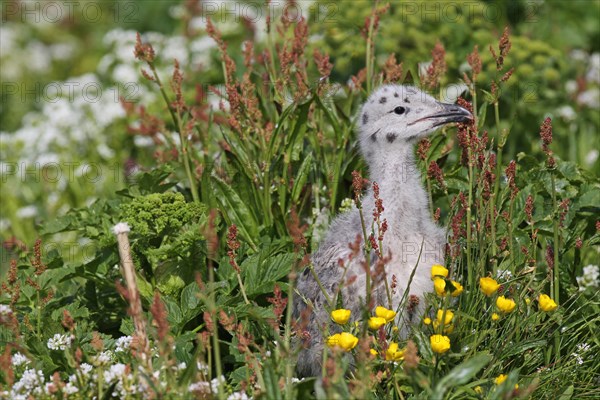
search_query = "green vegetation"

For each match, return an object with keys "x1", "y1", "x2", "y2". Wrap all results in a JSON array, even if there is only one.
[{"x1": 1, "y1": 1, "x2": 599, "y2": 399}]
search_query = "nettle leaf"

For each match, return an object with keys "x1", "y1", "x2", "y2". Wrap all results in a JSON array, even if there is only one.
[
  {"x1": 39, "y1": 214, "x2": 77, "y2": 234},
  {"x1": 412, "y1": 330, "x2": 434, "y2": 362},
  {"x1": 241, "y1": 252, "x2": 297, "y2": 297},
  {"x1": 51, "y1": 304, "x2": 90, "y2": 321},
  {"x1": 233, "y1": 304, "x2": 277, "y2": 322},
  {"x1": 130, "y1": 165, "x2": 176, "y2": 195},
  {"x1": 575, "y1": 187, "x2": 600, "y2": 210},
  {"x1": 163, "y1": 297, "x2": 184, "y2": 331},
  {"x1": 211, "y1": 175, "x2": 259, "y2": 249},
  {"x1": 558, "y1": 161, "x2": 583, "y2": 182},
  {"x1": 180, "y1": 282, "x2": 203, "y2": 322}
]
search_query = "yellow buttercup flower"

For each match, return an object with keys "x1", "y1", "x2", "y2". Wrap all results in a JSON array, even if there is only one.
[
  {"x1": 436, "y1": 309, "x2": 454, "y2": 325},
  {"x1": 450, "y1": 281, "x2": 464, "y2": 297},
  {"x1": 479, "y1": 277, "x2": 500, "y2": 296},
  {"x1": 375, "y1": 306, "x2": 397, "y2": 322},
  {"x1": 495, "y1": 374, "x2": 518, "y2": 388},
  {"x1": 496, "y1": 296, "x2": 516, "y2": 313},
  {"x1": 430, "y1": 334, "x2": 451, "y2": 354},
  {"x1": 434, "y1": 278, "x2": 447, "y2": 296},
  {"x1": 326, "y1": 333, "x2": 340, "y2": 347},
  {"x1": 423, "y1": 317, "x2": 432, "y2": 325},
  {"x1": 494, "y1": 374, "x2": 507, "y2": 385},
  {"x1": 385, "y1": 342, "x2": 405, "y2": 361},
  {"x1": 330, "y1": 309, "x2": 351, "y2": 324},
  {"x1": 431, "y1": 264, "x2": 449, "y2": 280},
  {"x1": 491, "y1": 313, "x2": 500, "y2": 321},
  {"x1": 368, "y1": 317, "x2": 387, "y2": 330},
  {"x1": 337, "y1": 332, "x2": 359, "y2": 351},
  {"x1": 539, "y1": 294, "x2": 558, "y2": 312},
  {"x1": 326, "y1": 332, "x2": 358, "y2": 351},
  {"x1": 370, "y1": 348, "x2": 378, "y2": 356}
]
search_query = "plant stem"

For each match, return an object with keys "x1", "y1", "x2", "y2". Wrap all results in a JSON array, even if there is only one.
[
  {"x1": 550, "y1": 171, "x2": 561, "y2": 360},
  {"x1": 466, "y1": 145, "x2": 474, "y2": 289},
  {"x1": 357, "y1": 203, "x2": 372, "y2": 308},
  {"x1": 365, "y1": 1, "x2": 378, "y2": 93},
  {"x1": 489, "y1": 102, "x2": 503, "y2": 271},
  {"x1": 283, "y1": 259, "x2": 298, "y2": 400},
  {"x1": 308, "y1": 262, "x2": 333, "y2": 308},
  {"x1": 426, "y1": 176, "x2": 434, "y2": 217},
  {"x1": 207, "y1": 258, "x2": 225, "y2": 400},
  {"x1": 236, "y1": 272, "x2": 250, "y2": 305},
  {"x1": 148, "y1": 63, "x2": 199, "y2": 203}
]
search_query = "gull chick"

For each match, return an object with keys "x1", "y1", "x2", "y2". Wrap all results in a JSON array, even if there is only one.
[{"x1": 294, "y1": 84, "x2": 472, "y2": 376}]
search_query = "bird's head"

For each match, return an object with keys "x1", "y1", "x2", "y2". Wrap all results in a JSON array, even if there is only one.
[{"x1": 358, "y1": 84, "x2": 472, "y2": 160}]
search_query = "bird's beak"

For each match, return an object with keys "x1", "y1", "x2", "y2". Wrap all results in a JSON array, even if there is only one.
[{"x1": 409, "y1": 103, "x2": 473, "y2": 127}]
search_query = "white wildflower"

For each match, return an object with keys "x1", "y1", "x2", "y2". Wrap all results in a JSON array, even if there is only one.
[
  {"x1": 197, "y1": 361, "x2": 209, "y2": 374},
  {"x1": 105, "y1": 363, "x2": 127, "y2": 384},
  {"x1": 585, "y1": 149, "x2": 599, "y2": 166},
  {"x1": 114, "y1": 336, "x2": 133, "y2": 352},
  {"x1": 576, "y1": 264, "x2": 599, "y2": 291},
  {"x1": 134, "y1": 135, "x2": 155, "y2": 148},
  {"x1": 586, "y1": 53, "x2": 600, "y2": 84},
  {"x1": 497, "y1": 269, "x2": 512, "y2": 280},
  {"x1": 64, "y1": 382, "x2": 79, "y2": 395},
  {"x1": 577, "y1": 343, "x2": 590, "y2": 353},
  {"x1": 94, "y1": 350, "x2": 114, "y2": 366},
  {"x1": 80, "y1": 363, "x2": 93, "y2": 376},
  {"x1": 565, "y1": 80, "x2": 578, "y2": 95},
  {"x1": 16, "y1": 206, "x2": 38, "y2": 219},
  {"x1": 569, "y1": 49, "x2": 588, "y2": 62},
  {"x1": 11, "y1": 368, "x2": 45, "y2": 397},
  {"x1": 577, "y1": 88, "x2": 600, "y2": 108},
  {"x1": 227, "y1": 391, "x2": 250, "y2": 400},
  {"x1": 188, "y1": 381, "x2": 211, "y2": 393},
  {"x1": 0, "y1": 304, "x2": 13, "y2": 316},
  {"x1": 47, "y1": 333, "x2": 73, "y2": 350},
  {"x1": 12, "y1": 353, "x2": 30, "y2": 367},
  {"x1": 338, "y1": 198, "x2": 355, "y2": 213},
  {"x1": 556, "y1": 105, "x2": 576, "y2": 122},
  {"x1": 211, "y1": 376, "x2": 226, "y2": 393}
]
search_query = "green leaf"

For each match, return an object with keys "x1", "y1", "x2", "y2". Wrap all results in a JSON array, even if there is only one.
[
  {"x1": 500, "y1": 339, "x2": 546, "y2": 358},
  {"x1": 412, "y1": 330, "x2": 434, "y2": 361},
  {"x1": 558, "y1": 161, "x2": 582, "y2": 182},
  {"x1": 211, "y1": 175, "x2": 259, "y2": 249},
  {"x1": 558, "y1": 385, "x2": 574, "y2": 400},
  {"x1": 291, "y1": 153, "x2": 313, "y2": 203},
  {"x1": 163, "y1": 297, "x2": 184, "y2": 330},
  {"x1": 181, "y1": 283, "x2": 201, "y2": 312},
  {"x1": 39, "y1": 214, "x2": 76, "y2": 234},
  {"x1": 241, "y1": 252, "x2": 296, "y2": 296},
  {"x1": 575, "y1": 188, "x2": 600, "y2": 209},
  {"x1": 431, "y1": 353, "x2": 492, "y2": 399}
]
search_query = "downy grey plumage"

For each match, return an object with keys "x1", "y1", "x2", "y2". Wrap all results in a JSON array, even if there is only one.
[{"x1": 293, "y1": 85, "x2": 472, "y2": 377}]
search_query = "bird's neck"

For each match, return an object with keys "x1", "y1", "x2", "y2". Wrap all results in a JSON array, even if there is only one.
[{"x1": 363, "y1": 146, "x2": 431, "y2": 224}]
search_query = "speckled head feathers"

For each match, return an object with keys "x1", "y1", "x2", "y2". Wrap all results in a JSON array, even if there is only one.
[{"x1": 358, "y1": 85, "x2": 471, "y2": 162}]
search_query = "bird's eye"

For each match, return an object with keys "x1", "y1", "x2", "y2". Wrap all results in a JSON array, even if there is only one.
[{"x1": 394, "y1": 106, "x2": 406, "y2": 115}]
